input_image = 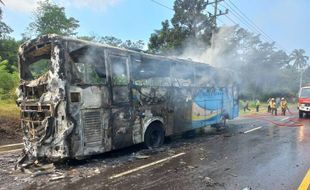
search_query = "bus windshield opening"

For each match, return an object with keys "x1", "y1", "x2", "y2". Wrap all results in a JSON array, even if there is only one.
[{"x1": 21, "y1": 43, "x2": 52, "y2": 80}]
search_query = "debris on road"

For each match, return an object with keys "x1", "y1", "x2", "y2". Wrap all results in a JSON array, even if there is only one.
[
  {"x1": 242, "y1": 187, "x2": 251, "y2": 190},
  {"x1": 49, "y1": 172, "x2": 66, "y2": 181},
  {"x1": 132, "y1": 153, "x2": 150, "y2": 159},
  {"x1": 203, "y1": 176, "x2": 217, "y2": 186}
]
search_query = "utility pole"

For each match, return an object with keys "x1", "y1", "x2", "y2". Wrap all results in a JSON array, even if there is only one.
[{"x1": 207, "y1": 0, "x2": 228, "y2": 47}]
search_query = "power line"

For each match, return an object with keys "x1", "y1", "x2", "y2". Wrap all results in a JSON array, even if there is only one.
[
  {"x1": 226, "y1": 0, "x2": 286, "y2": 51},
  {"x1": 223, "y1": 1, "x2": 273, "y2": 42},
  {"x1": 149, "y1": 0, "x2": 173, "y2": 11},
  {"x1": 220, "y1": 3, "x2": 271, "y2": 42},
  {"x1": 224, "y1": 14, "x2": 238, "y2": 26},
  {"x1": 217, "y1": 17, "x2": 226, "y2": 25},
  {"x1": 148, "y1": 0, "x2": 286, "y2": 51},
  {"x1": 227, "y1": 0, "x2": 274, "y2": 41}
]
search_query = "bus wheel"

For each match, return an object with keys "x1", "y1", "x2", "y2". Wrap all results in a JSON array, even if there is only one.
[
  {"x1": 299, "y1": 111, "x2": 303, "y2": 118},
  {"x1": 144, "y1": 123, "x2": 165, "y2": 149}
]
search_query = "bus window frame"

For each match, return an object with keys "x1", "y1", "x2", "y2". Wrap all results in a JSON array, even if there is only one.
[
  {"x1": 108, "y1": 53, "x2": 131, "y2": 104},
  {"x1": 68, "y1": 46, "x2": 107, "y2": 86}
]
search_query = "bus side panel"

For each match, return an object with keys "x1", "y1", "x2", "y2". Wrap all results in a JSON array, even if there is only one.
[
  {"x1": 68, "y1": 86, "x2": 111, "y2": 158},
  {"x1": 191, "y1": 88, "x2": 223, "y2": 128},
  {"x1": 172, "y1": 87, "x2": 193, "y2": 133}
]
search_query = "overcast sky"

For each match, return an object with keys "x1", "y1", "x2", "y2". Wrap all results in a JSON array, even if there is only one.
[{"x1": 2, "y1": 0, "x2": 310, "y2": 55}]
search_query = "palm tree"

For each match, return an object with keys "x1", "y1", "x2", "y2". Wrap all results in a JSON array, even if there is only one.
[
  {"x1": 289, "y1": 49, "x2": 309, "y2": 88},
  {"x1": 289, "y1": 49, "x2": 309, "y2": 70}
]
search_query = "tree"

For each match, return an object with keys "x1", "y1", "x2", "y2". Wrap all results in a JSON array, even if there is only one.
[
  {"x1": 99, "y1": 36, "x2": 123, "y2": 47},
  {"x1": 0, "y1": 58, "x2": 18, "y2": 100},
  {"x1": 26, "y1": 0, "x2": 79, "y2": 38},
  {"x1": 289, "y1": 49, "x2": 309, "y2": 88},
  {"x1": 79, "y1": 35, "x2": 145, "y2": 50},
  {"x1": 0, "y1": 1, "x2": 13, "y2": 39},
  {"x1": 121, "y1": 40, "x2": 144, "y2": 50},
  {"x1": 289, "y1": 49, "x2": 309, "y2": 71},
  {"x1": 148, "y1": 0, "x2": 212, "y2": 54},
  {"x1": 0, "y1": 37, "x2": 20, "y2": 72}
]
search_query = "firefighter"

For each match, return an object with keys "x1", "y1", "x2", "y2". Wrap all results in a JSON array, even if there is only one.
[
  {"x1": 270, "y1": 98, "x2": 277, "y2": 115},
  {"x1": 267, "y1": 97, "x2": 271, "y2": 113},
  {"x1": 243, "y1": 101, "x2": 251, "y2": 112},
  {"x1": 280, "y1": 97, "x2": 288, "y2": 116}
]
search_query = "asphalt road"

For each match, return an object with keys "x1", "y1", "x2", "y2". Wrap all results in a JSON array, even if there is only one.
[{"x1": 0, "y1": 112, "x2": 309, "y2": 190}]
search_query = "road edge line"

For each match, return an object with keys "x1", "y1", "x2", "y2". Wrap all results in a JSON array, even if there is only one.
[
  {"x1": 109, "y1": 152, "x2": 186, "y2": 180},
  {"x1": 298, "y1": 169, "x2": 310, "y2": 190}
]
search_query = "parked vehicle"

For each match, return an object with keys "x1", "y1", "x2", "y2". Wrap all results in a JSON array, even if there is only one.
[{"x1": 298, "y1": 85, "x2": 310, "y2": 118}]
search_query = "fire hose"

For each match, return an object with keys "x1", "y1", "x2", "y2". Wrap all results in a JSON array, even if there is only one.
[{"x1": 242, "y1": 108, "x2": 303, "y2": 127}]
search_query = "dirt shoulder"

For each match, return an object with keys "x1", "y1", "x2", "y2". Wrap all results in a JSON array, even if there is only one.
[{"x1": 0, "y1": 100, "x2": 22, "y2": 145}]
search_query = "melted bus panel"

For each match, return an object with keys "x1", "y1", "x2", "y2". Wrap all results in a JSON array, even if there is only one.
[{"x1": 16, "y1": 35, "x2": 239, "y2": 165}]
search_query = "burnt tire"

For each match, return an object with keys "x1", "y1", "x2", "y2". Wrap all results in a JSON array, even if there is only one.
[
  {"x1": 144, "y1": 123, "x2": 165, "y2": 149},
  {"x1": 299, "y1": 111, "x2": 303, "y2": 118}
]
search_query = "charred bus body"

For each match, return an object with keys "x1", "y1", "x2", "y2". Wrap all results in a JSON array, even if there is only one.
[{"x1": 17, "y1": 35, "x2": 239, "y2": 162}]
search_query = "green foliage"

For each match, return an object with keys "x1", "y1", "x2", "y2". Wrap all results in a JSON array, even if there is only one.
[
  {"x1": 148, "y1": 0, "x2": 212, "y2": 54},
  {"x1": 99, "y1": 36, "x2": 123, "y2": 47},
  {"x1": 0, "y1": 4, "x2": 13, "y2": 39},
  {"x1": 0, "y1": 37, "x2": 20, "y2": 71},
  {"x1": 289, "y1": 49, "x2": 309, "y2": 70},
  {"x1": 0, "y1": 59, "x2": 19, "y2": 100},
  {"x1": 26, "y1": 0, "x2": 79, "y2": 38},
  {"x1": 29, "y1": 59, "x2": 50, "y2": 79},
  {"x1": 148, "y1": 0, "x2": 309, "y2": 99},
  {"x1": 78, "y1": 35, "x2": 145, "y2": 50}
]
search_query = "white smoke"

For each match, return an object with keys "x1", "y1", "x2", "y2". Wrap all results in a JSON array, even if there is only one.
[{"x1": 178, "y1": 26, "x2": 238, "y2": 69}]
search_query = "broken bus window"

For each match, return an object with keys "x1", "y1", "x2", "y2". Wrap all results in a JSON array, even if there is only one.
[{"x1": 69, "y1": 46, "x2": 106, "y2": 85}]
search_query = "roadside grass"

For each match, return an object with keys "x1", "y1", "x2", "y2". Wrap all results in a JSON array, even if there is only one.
[
  {"x1": 239, "y1": 101, "x2": 268, "y2": 116},
  {"x1": 239, "y1": 100, "x2": 297, "y2": 116},
  {"x1": 0, "y1": 99, "x2": 19, "y2": 119}
]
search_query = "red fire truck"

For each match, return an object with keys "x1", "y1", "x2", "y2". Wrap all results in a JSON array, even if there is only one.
[{"x1": 298, "y1": 85, "x2": 310, "y2": 118}]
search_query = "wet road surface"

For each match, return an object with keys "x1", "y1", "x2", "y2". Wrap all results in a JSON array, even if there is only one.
[{"x1": 0, "y1": 112, "x2": 309, "y2": 190}]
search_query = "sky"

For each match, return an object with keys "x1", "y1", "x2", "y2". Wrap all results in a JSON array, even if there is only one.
[{"x1": 2, "y1": 0, "x2": 310, "y2": 54}]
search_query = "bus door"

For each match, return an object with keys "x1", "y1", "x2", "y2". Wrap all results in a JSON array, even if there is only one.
[{"x1": 108, "y1": 54, "x2": 133, "y2": 149}]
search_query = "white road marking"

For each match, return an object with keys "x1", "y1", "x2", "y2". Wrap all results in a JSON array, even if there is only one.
[
  {"x1": 280, "y1": 117, "x2": 289, "y2": 121},
  {"x1": 109, "y1": 152, "x2": 186, "y2": 180},
  {"x1": 0, "y1": 143, "x2": 23, "y2": 153},
  {"x1": 243, "y1": 126, "x2": 262, "y2": 134},
  {"x1": 0, "y1": 148, "x2": 23, "y2": 154},
  {"x1": 0, "y1": 143, "x2": 23, "y2": 148}
]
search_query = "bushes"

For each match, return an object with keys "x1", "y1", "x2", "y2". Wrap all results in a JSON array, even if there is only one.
[{"x1": 0, "y1": 59, "x2": 19, "y2": 100}]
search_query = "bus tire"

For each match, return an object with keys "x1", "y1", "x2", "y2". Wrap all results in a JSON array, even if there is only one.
[
  {"x1": 144, "y1": 122, "x2": 165, "y2": 149},
  {"x1": 299, "y1": 111, "x2": 303, "y2": 118}
]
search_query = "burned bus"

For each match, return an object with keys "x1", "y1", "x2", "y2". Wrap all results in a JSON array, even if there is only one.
[{"x1": 17, "y1": 34, "x2": 239, "y2": 161}]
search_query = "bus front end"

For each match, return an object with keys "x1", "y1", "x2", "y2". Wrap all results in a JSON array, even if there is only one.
[{"x1": 17, "y1": 35, "x2": 73, "y2": 163}]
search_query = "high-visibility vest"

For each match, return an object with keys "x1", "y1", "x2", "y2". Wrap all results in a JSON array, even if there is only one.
[
  {"x1": 270, "y1": 101, "x2": 276, "y2": 109},
  {"x1": 280, "y1": 101, "x2": 287, "y2": 109}
]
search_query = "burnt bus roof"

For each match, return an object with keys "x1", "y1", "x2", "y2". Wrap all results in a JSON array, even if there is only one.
[{"x1": 19, "y1": 34, "x2": 213, "y2": 69}]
